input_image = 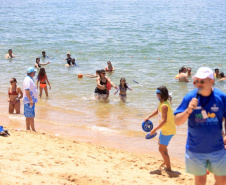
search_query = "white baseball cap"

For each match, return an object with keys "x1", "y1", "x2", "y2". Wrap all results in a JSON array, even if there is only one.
[{"x1": 193, "y1": 67, "x2": 214, "y2": 79}]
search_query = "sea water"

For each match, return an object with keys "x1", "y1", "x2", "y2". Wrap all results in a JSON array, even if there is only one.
[{"x1": 0, "y1": 0, "x2": 225, "y2": 161}]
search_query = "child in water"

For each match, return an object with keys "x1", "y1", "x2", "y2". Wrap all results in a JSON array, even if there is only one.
[
  {"x1": 144, "y1": 86, "x2": 176, "y2": 172},
  {"x1": 114, "y1": 78, "x2": 132, "y2": 102},
  {"x1": 37, "y1": 67, "x2": 51, "y2": 97}
]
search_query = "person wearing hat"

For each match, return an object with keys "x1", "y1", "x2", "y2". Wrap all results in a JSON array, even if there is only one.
[
  {"x1": 23, "y1": 67, "x2": 38, "y2": 131},
  {"x1": 174, "y1": 67, "x2": 226, "y2": 184}
]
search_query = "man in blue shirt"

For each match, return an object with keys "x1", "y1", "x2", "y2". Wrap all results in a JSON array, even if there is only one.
[{"x1": 174, "y1": 67, "x2": 226, "y2": 185}]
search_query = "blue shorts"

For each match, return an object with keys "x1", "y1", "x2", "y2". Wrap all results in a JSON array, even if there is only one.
[
  {"x1": 186, "y1": 149, "x2": 226, "y2": 176},
  {"x1": 24, "y1": 103, "x2": 35, "y2": 118},
  {"x1": 159, "y1": 132, "x2": 174, "y2": 146}
]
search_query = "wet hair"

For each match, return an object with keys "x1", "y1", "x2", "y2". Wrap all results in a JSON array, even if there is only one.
[
  {"x1": 215, "y1": 68, "x2": 219, "y2": 72},
  {"x1": 179, "y1": 69, "x2": 182, "y2": 73},
  {"x1": 8, "y1": 49, "x2": 12, "y2": 52},
  {"x1": 119, "y1": 78, "x2": 128, "y2": 89},
  {"x1": 156, "y1": 86, "x2": 169, "y2": 101},
  {"x1": 180, "y1": 66, "x2": 187, "y2": 72},
  {"x1": 219, "y1": 72, "x2": 225, "y2": 78},
  {"x1": 187, "y1": 67, "x2": 191, "y2": 71},
  {"x1": 107, "y1": 61, "x2": 111, "y2": 64},
  {"x1": 96, "y1": 69, "x2": 100, "y2": 74},
  {"x1": 36, "y1": 57, "x2": 40, "y2": 63},
  {"x1": 11, "y1": 78, "x2": 17, "y2": 83},
  {"x1": 72, "y1": 58, "x2": 75, "y2": 65},
  {"x1": 37, "y1": 67, "x2": 46, "y2": 81},
  {"x1": 42, "y1": 51, "x2": 45, "y2": 53}
]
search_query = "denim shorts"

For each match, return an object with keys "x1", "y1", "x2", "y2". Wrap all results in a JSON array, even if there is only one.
[
  {"x1": 159, "y1": 132, "x2": 174, "y2": 146},
  {"x1": 24, "y1": 103, "x2": 35, "y2": 118},
  {"x1": 186, "y1": 149, "x2": 226, "y2": 176}
]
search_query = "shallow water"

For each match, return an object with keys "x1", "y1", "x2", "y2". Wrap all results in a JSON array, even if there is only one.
[{"x1": 0, "y1": 0, "x2": 225, "y2": 161}]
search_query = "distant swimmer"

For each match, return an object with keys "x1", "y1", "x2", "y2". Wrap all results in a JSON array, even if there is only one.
[
  {"x1": 8, "y1": 78, "x2": 23, "y2": 114},
  {"x1": 85, "y1": 70, "x2": 100, "y2": 78},
  {"x1": 94, "y1": 69, "x2": 117, "y2": 100},
  {"x1": 187, "y1": 67, "x2": 193, "y2": 77},
  {"x1": 64, "y1": 52, "x2": 75, "y2": 67},
  {"x1": 35, "y1": 57, "x2": 50, "y2": 69},
  {"x1": 37, "y1": 67, "x2": 51, "y2": 97},
  {"x1": 5, "y1": 49, "x2": 15, "y2": 59},
  {"x1": 179, "y1": 66, "x2": 189, "y2": 82},
  {"x1": 105, "y1": 61, "x2": 115, "y2": 72},
  {"x1": 41, "y1": 51, "x2": 49, "y2": 58},
  {"x1": 219, "y1": 72, "x2": 226, "y2": 81},
  {"x1": 175, "y1": 69, "x2": 182, "y2": 79},
  {"x1": 214, "y1": 68, "x2": 220, "y2": 78},
  {"x1": 114, "y1": 78, "x2": 132, "y2": 102}
]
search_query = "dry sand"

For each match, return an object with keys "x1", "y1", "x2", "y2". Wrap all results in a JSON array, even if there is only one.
[{"x1": 0, "y1": 128, "x2": 216, "y2": 185}]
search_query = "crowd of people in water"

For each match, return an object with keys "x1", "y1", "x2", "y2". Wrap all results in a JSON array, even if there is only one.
[
  {"x1": 4, "y1": 49, "x2": 226, "y2": 184},
  {"x1": 175, "y1": 66, "x2": 226, "y2": 82}
]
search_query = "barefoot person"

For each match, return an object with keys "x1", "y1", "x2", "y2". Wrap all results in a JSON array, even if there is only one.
[
  {"x1": 144, "y1": 86, "x2": 176, "y2": 172},
  {"x1": 37, "y1": 67, "x2": 51, "y2": 97},
  {"x1": 23, "y1": 67, "x2": 38, "y2": 131},
  {"x1": 8, "y1": 78, "x2": 23, "y2": 114},
  {"x1": 5, "y1": 49, "x2": 15, "y2": 59},
  {"x1": 174, "y1": 67, "x2": 226, "y2": 185}
]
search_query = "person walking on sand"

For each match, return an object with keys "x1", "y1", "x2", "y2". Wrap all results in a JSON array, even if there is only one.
[
  {"x1": 8, "y1": 78, "x2": 23, "y2": 114},
  {"x1": 5, "y1": 49, "x2": 15, "y2": 59},
  {"x1": 37, "y1": 67, "x2": 51, "y2": 97},
  {"x1": 144, "y1": 86, "x2": 176, "y2": 172},
  {"x1": 174, "y1": 67, "x2": 226, "y2": 185},
  {"x1": 23, "y1": 67, "x2": 38, "y2": 131}
]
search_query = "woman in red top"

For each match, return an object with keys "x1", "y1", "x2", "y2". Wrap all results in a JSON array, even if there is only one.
[
  {"x1": 8, "y1": 78, "x2": 23, "y2": 114},
  {"x1": 105, "y1": 61, "x2": 115, "y2": 72},
  {"x1": 37, "y1": 68, "x2": 51, "y2": 97}
]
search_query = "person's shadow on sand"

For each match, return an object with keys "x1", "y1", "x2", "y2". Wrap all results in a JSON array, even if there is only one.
[{"x1": 150, "y1": 169, "x2": 181, "y2": 178}]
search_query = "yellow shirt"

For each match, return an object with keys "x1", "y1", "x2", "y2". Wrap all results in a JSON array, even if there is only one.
[{"x1": 158, "y1": 100, "x2": 176, "y2": 135}]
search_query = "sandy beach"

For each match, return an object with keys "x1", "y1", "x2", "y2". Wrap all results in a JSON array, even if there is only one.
[{"x1": 0, "y1": 126, "x2": 215, "y2": 185}]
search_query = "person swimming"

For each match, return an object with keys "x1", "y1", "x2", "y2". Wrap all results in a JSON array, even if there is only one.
[{"x1": 85, "y1": 70, "x2": 100, "y2": 78}]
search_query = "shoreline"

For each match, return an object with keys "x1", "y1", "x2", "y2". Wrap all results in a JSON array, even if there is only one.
[{"x1": 0, "y1": 128, "x2": 216, "y2": 185}]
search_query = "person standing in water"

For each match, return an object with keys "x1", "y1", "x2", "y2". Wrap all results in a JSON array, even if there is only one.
[
  {"x1": 35, "y1": 57, "x2": 50, "y2": 69},
  {"x1": 174, "y1": 67, "x2": 226, "y2": 185},
  {"x1": 8, "y1": 78, "x2": 23, "y2": 114},
  {"x1": 114, "y1": 78, "x2": 132, "y2": 102},
  {"x1": 5, "y1": 49, "x2": 15, "y2": 59},
  {"x1": 94, "y1": 69, "x2": 117, "y2": 100},
  {"x1": 37, "y1": 67, "x2": 51, "y2": 97},
  {"x1": 105, "y1": 61, "x2": 115, "y2": 72}
]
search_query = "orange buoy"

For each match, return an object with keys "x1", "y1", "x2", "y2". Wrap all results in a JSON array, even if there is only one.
[{"x1": 78, "y1": 74, "x2": 83, "y2": 78}]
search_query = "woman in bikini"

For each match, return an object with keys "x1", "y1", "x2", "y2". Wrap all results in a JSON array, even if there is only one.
[
  {"x1": 37, "y1": 67, "x2": 51, "y2": 97},
  {"x1": 94, "y1": 69, "x2": 117, "y2": 100},
  {"x1": 35, "y1": 57, "x2": 50, "y2": 69},
  {"x1": 105, "y1": 61, "x2": 115, "y2": 72},
  {"x1": 8, "y1": 78, "x2": 23, "y2": 114},
  {"x1": 114, "y1": 78, "x2": 132, "y2": 102}
]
